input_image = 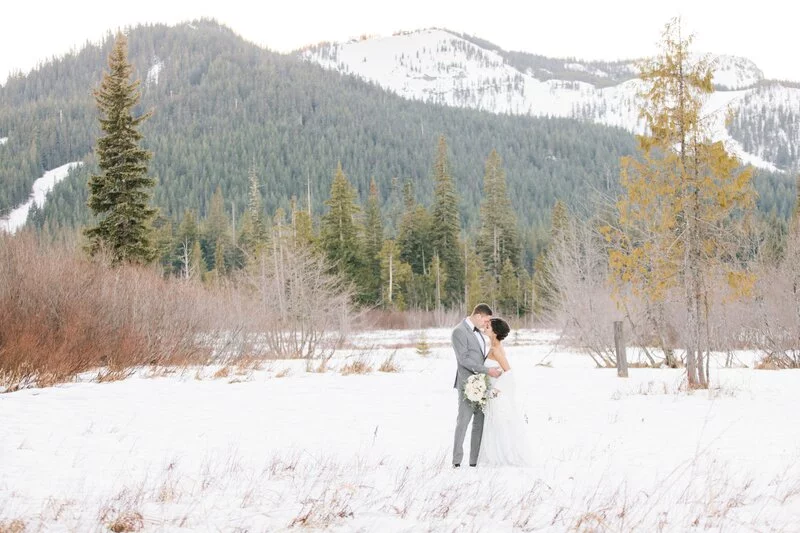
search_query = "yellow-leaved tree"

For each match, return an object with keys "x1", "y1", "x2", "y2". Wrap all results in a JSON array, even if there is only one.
[{"x1": 605, "y1": 18, "x2": 755, "y2": 389}]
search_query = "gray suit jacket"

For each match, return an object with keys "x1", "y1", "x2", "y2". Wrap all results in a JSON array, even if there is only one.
[{"x1": 452, "y1": 320, "x2": 490, "y2": 389}]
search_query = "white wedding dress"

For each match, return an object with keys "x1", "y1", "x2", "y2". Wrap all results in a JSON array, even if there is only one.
[{"x1": 478, "y1": 359, "x2": 535, "y2": 467}]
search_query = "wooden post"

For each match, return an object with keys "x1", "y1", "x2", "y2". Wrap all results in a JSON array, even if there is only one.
[{"x1": 614, "y1": 320, "x2": 628, "y2": 378}]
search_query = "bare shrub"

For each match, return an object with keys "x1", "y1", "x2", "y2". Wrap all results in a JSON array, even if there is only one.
[
  {"x1": 236, "y1": 245, "x2": 354, "y2": 360},
  {"x1": 545, "y1": 210, "x2": 761, "y2": 369},
  {"x1": 0, "y1": 233, "x2": 217, "y2": 390},
  {"x1": 378, "y1": 352, "x2": 401, "y2": 373},
  {"x1": 340, "y1": 357, "x2": 373, "y2": 376},
  {"x1": 548, "y1": 216, "x2": 622, "y2": 367},
  {"x1": 0, "y1": 234, "x2": 360, "y2": 390},
  {"x1": 751, "y1": 257, "x2": 800, "y2": 368}
]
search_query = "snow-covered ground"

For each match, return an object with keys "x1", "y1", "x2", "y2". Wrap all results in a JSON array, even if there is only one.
[
  {"x1": 2, "y1": 329, "x2": 800, "y2": 531},
  {"x1": 0, "y1": 161, "x2": 82, "y2": 234}
]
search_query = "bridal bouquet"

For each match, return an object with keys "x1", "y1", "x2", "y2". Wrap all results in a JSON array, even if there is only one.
[{"x1": 464, "y1": 373, "x2": 497, "y2": 412}]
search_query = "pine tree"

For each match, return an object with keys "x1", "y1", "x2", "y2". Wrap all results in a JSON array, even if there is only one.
[
  {"x1": 363, "y1": 178, "x2": 384, "y2": 303},
  {"x1": 532, "y1": 200, "x2": 569, "y2": 317},
  {"x1": 606, "y1": 18, "x2": 755, "y2": 389},
  {"x1": 177, "y1": 209, "x2": 200, "y2": 244},
  {"x1": 397, "y1": 183, "x2": 434, "y2": 275},
  {"x1": 191, "y1": 239, "x2": 207, "y2": 281},
  {"x1": 430, "y1": 135, "x2": 464, "y2": 307},
  {"x1": 498, "y1": 258, "x2": 520, "y2": 316},
  {"x1": 204, "y1": 185, "x2": 231, "y2": 271},
  {"x1": 319, "y1": 162, "x2": 365, "y2": 295},
  {"x1": 212, "y1": 237, "x2": 226, "y2": 278},
  {"x1": 428, "y1": 253, "x2": 448, "y2": 311},
  {"x1": 290, "y1": 195, "x2": 314, "y2": 248},
  {"x1": 464, "y1": 245, "x2": 488, "y2": 311},
  {"x1": 152, "y1": 214, "x2": 175, "y2": 272},
  {"x1": 379, "y1": 239, "x2": 411, "y2": 309},
  {"x1": 84, "y1": 33, "x2": 156, "y2": 265},
  {"x1": 239, "y1": 166, "x2": 268, "y2": 259},
  {"x1": 477, "y1": 149, "x2": 521, "y2": 280}
]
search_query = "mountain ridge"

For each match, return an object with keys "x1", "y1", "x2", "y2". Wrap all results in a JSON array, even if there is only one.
[
  {"x1": 0, "y1": 19, "x2": 648, "y2": 244},
  {"x1": 299, "y1": 28, "x2": 799, "y2": 173}
]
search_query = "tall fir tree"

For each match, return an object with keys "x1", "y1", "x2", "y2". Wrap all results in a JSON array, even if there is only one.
[
  {"x1": 430, "y1": 135, "x2": 464, "y2": 307},
  {"x1": 204, "y1": 185, "x2": 231, "y2": 272},
  {"x1": 379, "y1": 239, "x2": 412, "y2": 309},
  {"x1": 319, "y1": 162, "x2": 366, "y2": 297},
  {"x1": 397, "y1": 180, "x2": 433, "y2": 278},
  {"x1": 205, "y1": 186, "x2": 229, "y2": 240},
  {"x1": 397, "y1": 203, "x2": 434, "y2": 305},
  {"x1": 498, "y1": 258, "x2": 520, "y2": 316},
  {"x1": 239, "y1": 165, "x2": 268, "y2": 260},
  {"x1": 290, "y1": 195, "x2": 314, "y2": 247},
  {"x1": 85, "y1": 33, "x2": 156, "y2": 265},
  {"x1": 533, "y1": 200, "x2": 569, "y2": 317},
  {"x1": 477, "y1": 149, "x2": 521, "y2": 279},
  {"x1": 364, "y1": 178, "x2": 384, "y2": 303},
  {"x1": 464, "y1": 244, "x2": 489, "y2": 311}
]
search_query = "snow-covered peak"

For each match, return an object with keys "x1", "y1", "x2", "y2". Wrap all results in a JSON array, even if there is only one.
[
  {"x1": 712, "y1": 55, "x2": 763, "y2": 90},
  {"x1": 302, "y1": 30, "x2": 798, "y2": 172},
  {"x1": 303, "y1": 28, "x2": 509, "y2": 101}
]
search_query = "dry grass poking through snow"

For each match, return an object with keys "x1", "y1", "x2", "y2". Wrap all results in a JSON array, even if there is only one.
[
  {"x1": 0, "y1": 520, "x2": 26, "y2": 533},
  {"x1": 378, "y1": 352, "x2": 401, "y2": 373},
  {"x1": 7, "y1": 452, "x2": 800, "y2": 531},
  {"x1": 340, "y1": 357, "x2": 373, "y2": 375},
  {"x1": 105, "y1": 511, "x2": 144, "y2": 533}
]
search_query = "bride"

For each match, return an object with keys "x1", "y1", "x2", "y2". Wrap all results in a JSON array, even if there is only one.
[{"x1": 478, "y1": 317, "x2": 535, "y2": 467}]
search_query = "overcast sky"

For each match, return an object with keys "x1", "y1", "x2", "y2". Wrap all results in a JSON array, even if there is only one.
[{"x1": 2, "y1": 0, "x2": 799, "y2": 84}]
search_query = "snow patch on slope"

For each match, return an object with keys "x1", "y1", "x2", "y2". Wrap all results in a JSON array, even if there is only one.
[
  {"x1": 0, "y1": 162, "x2": 83, "y2": 234},
  {"x1": 146, "y1": 58, "x2": 163, "y2": 87}
]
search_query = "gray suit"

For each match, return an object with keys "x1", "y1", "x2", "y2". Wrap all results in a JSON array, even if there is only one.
[{"x1": 452, "y1": 319, "x2": 491, "y2": 466}]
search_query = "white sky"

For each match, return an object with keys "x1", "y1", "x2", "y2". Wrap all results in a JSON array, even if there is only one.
[{"x1": 2, "y1": 0, "x2": 800, "y2": 84}]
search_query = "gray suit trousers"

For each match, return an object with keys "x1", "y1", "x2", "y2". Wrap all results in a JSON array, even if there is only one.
[{"x1": 453, "y1": 392, "x2": 484, "y2": 466}]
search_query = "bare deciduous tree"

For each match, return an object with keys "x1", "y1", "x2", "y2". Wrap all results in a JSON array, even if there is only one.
[{"x1": 241, "y1": 244, "x2": 354, "y2": 360}]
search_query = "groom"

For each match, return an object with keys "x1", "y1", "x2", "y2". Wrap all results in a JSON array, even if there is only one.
[{"x1": 452, "y1": 303, "x2": 501, "y2": 467}]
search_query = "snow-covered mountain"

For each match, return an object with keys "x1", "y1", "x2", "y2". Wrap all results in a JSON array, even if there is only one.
[{"x1": 301, "y1": 29, "x2": 799, "y2": 172}]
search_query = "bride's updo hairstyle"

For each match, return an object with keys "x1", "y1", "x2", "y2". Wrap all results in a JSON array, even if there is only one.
[{"x1": 490, "y1": 317, "x2": 510, "y2": 341}]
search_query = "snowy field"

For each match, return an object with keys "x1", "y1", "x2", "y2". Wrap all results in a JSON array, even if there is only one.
[{"x1": 2, "y1": 328, "x2": 800, "y2": 532}]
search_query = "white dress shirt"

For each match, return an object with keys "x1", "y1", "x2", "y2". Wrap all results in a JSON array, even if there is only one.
[{"x1": 465, "y1": 317, "x2": 487, "y2": 358}]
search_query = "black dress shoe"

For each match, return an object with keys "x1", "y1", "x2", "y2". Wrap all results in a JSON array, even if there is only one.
[
  {"x1": 453, "y1": 464, "x2": 460, "y2": 468},
  {"x1": 469, "y1": 464, "x2": 477, "y2": 467}
]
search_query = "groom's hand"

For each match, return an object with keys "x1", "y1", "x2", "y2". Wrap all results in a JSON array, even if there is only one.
[{"x1": 487, "y1": 368, "x2": 502, "y2": 378}]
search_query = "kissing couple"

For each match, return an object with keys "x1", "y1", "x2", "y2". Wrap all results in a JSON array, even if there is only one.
[{"x1": 452, "y1": 303, "x2": 533, "y2": 467}]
